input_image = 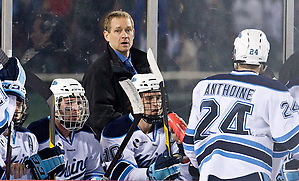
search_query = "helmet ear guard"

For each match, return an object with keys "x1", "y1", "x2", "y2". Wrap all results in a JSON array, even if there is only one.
[{"x1": 233, "y1": 29, "x2": 270, "y2": 66}]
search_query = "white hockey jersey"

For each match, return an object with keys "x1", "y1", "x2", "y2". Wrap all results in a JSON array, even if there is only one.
[
  {"x1": 183, "y1": 70, "x2": 299, "y2": 181},
  {"x1": 100, "y1": 113, "x2": 192, "y2": 180},
  {"x1": 27, "y1": 117, "x2": 104, "y2": 180},
  {"x1": 0, "y1": 94, "x2": 16, "y2": 135},
  {"x1": 0, "y1": 126, "x2": 38, "y2": 180}
]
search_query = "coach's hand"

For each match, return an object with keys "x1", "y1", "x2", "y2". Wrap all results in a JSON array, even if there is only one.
[
  {"x1": 26, "y1": 146, "x2": 65, "y2": 180},
  {"x1": 147, "y1": 153, "x2": 182, "y2": 180}
]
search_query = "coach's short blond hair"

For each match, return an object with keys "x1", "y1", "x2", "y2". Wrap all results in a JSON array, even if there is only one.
[{"x1": 104, "y1": 10, "x2": 134, "y2": 32}]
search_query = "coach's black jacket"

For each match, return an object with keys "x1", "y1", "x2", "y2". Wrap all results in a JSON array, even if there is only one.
[{"x1": 82, "y1": 43, "x2": 150, "y2": 139}]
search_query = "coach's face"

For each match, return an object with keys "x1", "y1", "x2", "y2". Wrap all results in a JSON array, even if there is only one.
[{"x1": 103, "y1": 17, "x2": 135, "y2": 58}]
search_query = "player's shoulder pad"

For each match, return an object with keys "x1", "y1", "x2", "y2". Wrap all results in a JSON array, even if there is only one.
[
  {"x1": 207, "y1": 73, "x2": 288, "y2": 91},
  {"x1": 74, "y1": 124, "x2": 95, "y2": 135},
  {"x1": 27, "y1": 117, "x2": 50, "y2": 144},
  {"x1": 15, "y1": 126, "x2": 33, "y2": 133},
  {"x1": 102, "y1": 114, "x2": 135, "y2": 138}
]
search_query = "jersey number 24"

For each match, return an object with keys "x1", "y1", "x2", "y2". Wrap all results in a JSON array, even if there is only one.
[{"x1": 195, "y1": 99, "x2": 253, "y2": 141}]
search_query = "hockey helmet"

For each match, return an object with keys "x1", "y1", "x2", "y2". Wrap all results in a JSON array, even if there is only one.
[
  {"x1": 233, "y1": 29, "x2": 270, "y2": 65},
  {"x1": 131, "y1": 74, "x2": 162, "y2": 124},
  {"x1": 50, "y1": 78, "x2": 89, "y2": 131},
  {"x1": 131, "y1": 73, "x2": 160, "y2": 93}
]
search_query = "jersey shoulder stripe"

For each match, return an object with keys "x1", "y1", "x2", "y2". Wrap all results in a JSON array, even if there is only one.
[
  {"x1": 206, "y1": 72, "x2": 287, "y2": 91},
  {"x1": 27, "y1": 117, "x2": 50, "y2": 143},
  {"x1": 102, "y1": 114, "x2": 136, "y2": 138}
]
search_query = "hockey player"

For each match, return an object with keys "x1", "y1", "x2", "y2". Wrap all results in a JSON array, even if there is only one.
[
  {"x1": 183, "y1": 29, "x2": 299, "y2": 181},
  {"x1": 274, "y1": 77, "x2": 299, "y2": 181},
  {"x1": 27, "y1": 78, "x2": 104, "y2": 180},
  {"x1": 100, "y1": 73, "x2": 192, "y2": 180},
  {"x1": 0, "y1": 82, "x2": 38, "y2": 180},
  {"x1": 0, "y1": 57, "x2": 29, "y2": 178},
  {"x1": 0, "y1": 59, "x2": 65, "y2": 180}
]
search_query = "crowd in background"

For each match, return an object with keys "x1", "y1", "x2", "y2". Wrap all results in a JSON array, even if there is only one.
[
  {"x1": 9, "y1": 0, "x2": 286, "y2": 73},
  {"x1": 3, "y1": 0, "x2": 294, "y2": 124}
]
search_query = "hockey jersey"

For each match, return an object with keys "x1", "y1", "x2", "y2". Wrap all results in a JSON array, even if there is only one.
[
  {"x1": 0, "y1": 95, "x2": 16, "y2": 135},
  {"x1": 100, "y1": 113, "x2": 192, "y2": 180},
  {"x1": 183, "y1": 70, "x2": 299, "y2": 181},
  {"x1": 0, "y1": 127, "x2": 38, "y2": 180},
  {"x1": 27, "y1": 117, "x2": 104, "y2": 180}
]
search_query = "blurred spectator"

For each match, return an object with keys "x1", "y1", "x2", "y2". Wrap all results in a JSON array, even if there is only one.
[
  {"x1": 40, "y1": 0, "x2": 72, "y2": 17},
  {"x1": 67, "y1": 0, "x2": 115, "y2": 66},
  {"x1": 12, "y1": 0, "x2": 38, "y2": 58},
  {"x1": 231, "y1": 0, "x2": 283, "y2": 71},
  {"x1": 21, "y1": 13, "x2": 77, "y2": 73}
]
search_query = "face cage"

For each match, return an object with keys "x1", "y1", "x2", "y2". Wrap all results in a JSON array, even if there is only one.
[
  {"x1": 13, "y1": 98, "x2": 29, "y2": 127},
  {"x1": 141, "y1": 91, "x2": 163, "y2": 124},
  {"x1": 55, "y1": 95, "x2": 90, "y2": 131}
]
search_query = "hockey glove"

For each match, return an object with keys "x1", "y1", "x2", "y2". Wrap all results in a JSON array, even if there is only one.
[
  {"x1": 147, "y1": 153, "x2": 182, "y2": 180},
  {"x1": 0, "y1": 57, "x2": 25, "y2": 82},
  {"x1": 2, "y1": 59, "x2": 26, "y2": 101},
  {"x1": 277, "y1": 159, "x2": 299, "y2": 181},
  {"x1": 26, "y1": 146, "x2": 65, "y2": 180}
]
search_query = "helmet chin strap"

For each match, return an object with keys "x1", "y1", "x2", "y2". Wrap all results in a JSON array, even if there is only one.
[{"x1": 142, "y1": 116, "x2": 163, "y2": 124}]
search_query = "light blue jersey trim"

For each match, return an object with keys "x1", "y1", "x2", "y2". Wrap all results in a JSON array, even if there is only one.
[
  {"x1": 273, "y1": 125, "x2": 299, "y2": 143},
  {"x1": 199, "y1": 149, "x2": 272, "y2": 173},
  {"x1": 194, "y1": 135, "x2": 273, "y2": 157}
]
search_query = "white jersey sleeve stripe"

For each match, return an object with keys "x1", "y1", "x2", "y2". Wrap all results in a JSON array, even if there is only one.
[
  {"x1": 274, "y1": 132, "x2": 299, "y2": 152},
  {"x1": 196, "y1": 140, "x2": 272, "y2": 170},
  {"x1": 273, "y1": 125, "x2": 299, "y2": 143},
  {"x1": 199, "y1": 149, "x2": 272, "y2": 172},
  {"x1": 111, "y1": 161, "x2": 135, "y2": 180},
  {"x1": 194, "y1": 134, "x2": 273, "y2": 157}
]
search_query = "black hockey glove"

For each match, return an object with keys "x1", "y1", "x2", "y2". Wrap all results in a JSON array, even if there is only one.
[
  {"x1": 189, "y1": 162, "x2": 200, "y2": 180},
  {"x1": 26, "y1": 146, "x2": 65, "y2": 180},
  {"x1": 146, "y1": 153, "x2": 182, "y2": 180},
  {"x1": 276, "y1": 159, "x2": 299, "y2": 181},
  {"x1": 0, "y1": 57, "x2": 24, "y2": 81}
]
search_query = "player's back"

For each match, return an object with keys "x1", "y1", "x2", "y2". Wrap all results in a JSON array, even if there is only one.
[{"x1": 185, "y1": 70, "x2": 299, "y2": 180}]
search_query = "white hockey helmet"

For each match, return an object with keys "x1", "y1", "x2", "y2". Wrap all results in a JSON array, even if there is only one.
[
  {"x1": 233, "y1": 29, "x2": 270, "y2": 65},
  {"x1": 131, "y1": 73, "x2": 160, "y2": 93},
  {"x1": 50, "y1": 78, "x2": 89, "y2": 131},
  {"x1": 131, "y1": 73, "x2": 162, "y2": 124}
]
